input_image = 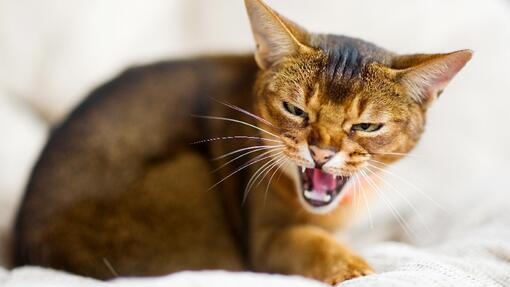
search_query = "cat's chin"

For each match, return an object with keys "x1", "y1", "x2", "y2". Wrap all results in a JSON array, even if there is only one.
[{"x1": 297, "y1": 166, "x2": 350, "y2": 214}]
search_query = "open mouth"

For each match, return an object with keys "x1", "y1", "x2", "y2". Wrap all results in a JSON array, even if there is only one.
[{"x1": 299, "y1": 167, "x2": 350, "y2": 208}]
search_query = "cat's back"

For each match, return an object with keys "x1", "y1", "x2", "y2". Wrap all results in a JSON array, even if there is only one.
[
  {"x1": 12, "y1": 55, "x2": 258, "y2": 274},
  {"x1": 18, "y1": 54, "x2": 257, "y2": 209}
]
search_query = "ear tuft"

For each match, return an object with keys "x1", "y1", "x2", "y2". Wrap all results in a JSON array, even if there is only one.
[
  {"x1": 244, "y1": 0, "x2": 311, "y2": 69},
  {"x1": 395, "y1": 49, "x2": 473, "y2": 106}
]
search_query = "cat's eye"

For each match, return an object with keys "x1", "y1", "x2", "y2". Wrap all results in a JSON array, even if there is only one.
[
  {"x1": 351, "y1": 123, "x2": 384, "y2": 133},
  {"x1": 283, "y1": 102, "x2": 308, "y2": 119}
]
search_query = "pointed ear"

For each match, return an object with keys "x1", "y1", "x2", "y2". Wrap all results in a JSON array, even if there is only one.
[
  {"x1": 244, "y1": 0, "x2": 312, "y2": 69},
  {"x1": 393, "y1": 49, "x2": 473, "y2": 107}
]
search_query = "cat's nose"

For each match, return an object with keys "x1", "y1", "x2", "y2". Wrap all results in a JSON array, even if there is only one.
[{"x1": 309, "y1": 145, "x2": 336, "y2": 167}]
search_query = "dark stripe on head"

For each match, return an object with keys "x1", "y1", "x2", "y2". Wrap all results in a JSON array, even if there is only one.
[
  {"x1": 312, "y1": 34, "x2": 391, "y2": 100},
  {"x1": 323, "y1": 43, "x2": 363, "y2": 85}
]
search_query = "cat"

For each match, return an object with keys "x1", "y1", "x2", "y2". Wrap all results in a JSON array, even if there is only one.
[{"x1": 11, "y1": 0, "x2": 472, "y2": 284}]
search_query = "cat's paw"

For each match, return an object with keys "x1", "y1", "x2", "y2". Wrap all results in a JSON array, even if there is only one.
[{"x1": 323, "y1": 255, "x2": 374, "y2": 285}]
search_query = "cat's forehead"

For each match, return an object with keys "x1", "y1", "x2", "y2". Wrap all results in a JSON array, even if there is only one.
[
  {"x1": 271, "y1": 35, "x2": 394, "y2": 102},
  {"x1": 314, "y1": 36, "x2": 384, "y2": 80},
  {"x1": 311, "y1": 35, "x2": 394, "y2": 100},
  {"x1": 269, "y1": 35, "x2": 396, "y2": 109},
  {"x1": 306, "y1": 83, "x2": 388, "y2": 119}
]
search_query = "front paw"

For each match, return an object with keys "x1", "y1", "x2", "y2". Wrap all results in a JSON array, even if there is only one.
[{"x1": 323, "y1": 254, "x2": 373, "y2": 285}]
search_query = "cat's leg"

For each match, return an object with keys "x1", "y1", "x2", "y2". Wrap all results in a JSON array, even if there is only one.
[
  {"x1": 248, "y1": 177, "x2": 372, "y2": 284},
  {"x1": 252, "y1": 224, "x2": 372, "y2": 284}
]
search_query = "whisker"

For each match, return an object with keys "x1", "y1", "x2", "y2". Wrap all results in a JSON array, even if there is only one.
[
  {"x1": 253, "y1": 155, "x2": 287, "y2": 196},
  {"x1": 241, "y1": 148, "x2": 282, "y2": 169},
  {"x1": 371, "y1": 152, "x2": 423, "y2": 158},
  {"x1": 213, "y1": 146, "x2": 284, "y2": 172},
  {"x1": 264, "y1": 158, "x2": 288, "y2": 207},
  {"x1": 361, "y1": 168, "x2": 415, "y2": 238},
  {"x1": 252, "y1": 155, "x2": 286, "y2": 190},
  {"x1": 213, "y1": 144, "x2": 284, "y2": 161},
  {"x1": 244, "y1": 155, "x2": 281, "y2": 197},
  {"x1": 367, "y1": 161, "x2": 447, "y2": 213},
  {"x1": 192, "y1": 114, "x2": 281, "y2": 140},
  {"x1": 360, "y1": 169, "x2": 417, "y2": 239},
  {"x1": 275, "y1": 160, "x2": 290, "y2": 184},
  {"x1": 209, "y1": 97, "x2": 274, "y2": 127},
  {"x1": 352, "y1": 173, "x2": 360, "y2": 212},
  {"x1": 243, "y1": 153, "x2": 284, "y2": 204},
  {"x1": 364, "y1": 166, "x2": 432, "y2": 234},
  {"x1": 102, "y1": 257, "x2": 118, "y2": 278},
  {"x1": 354, "y1": 172, "x2": 373, "y2": 229},
  {"x1": 243, "y1": 154, "x2": 285, "y2": 203},
  {"x1": 368, "y1": 159, "x2": 391, "y2": 167},
  {"x1": 208, "y1": 152, "x2": 280, "y2": 191},
  {"x1": 191, "y1": 135, "x2": 282, "y2": 145}
]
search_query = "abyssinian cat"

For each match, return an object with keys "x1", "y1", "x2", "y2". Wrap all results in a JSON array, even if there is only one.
[{"x1": 12, "y1": 0, "x2": 472, "y2": 284}]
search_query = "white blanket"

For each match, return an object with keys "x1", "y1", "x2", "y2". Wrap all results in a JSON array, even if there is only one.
[
  {"x1": 1, "y1": 0, "x2": 510, "y2": 286},
  {"x1": 2, "y1": 190, "x2": 510, "y2": 287}
]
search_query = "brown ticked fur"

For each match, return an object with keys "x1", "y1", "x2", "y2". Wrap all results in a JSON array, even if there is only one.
[{"x1": 12, "y1": 0, "x2": 472, "y2": 283}]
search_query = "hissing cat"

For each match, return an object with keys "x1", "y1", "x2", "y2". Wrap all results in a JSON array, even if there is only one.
[{"x1": 12, "y1": 0, "x2": 471, "y2": 284}]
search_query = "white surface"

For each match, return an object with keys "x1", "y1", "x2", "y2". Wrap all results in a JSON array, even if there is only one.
[
  {"x1": 0, "y1": 94, "x2": 46, "y2": 266},
  {"x1": 1, "y1": 0, "x2": 510, "y2": 286},
  {"x1": 0, "y1": 268, "x2": 328, "y2": 287}
]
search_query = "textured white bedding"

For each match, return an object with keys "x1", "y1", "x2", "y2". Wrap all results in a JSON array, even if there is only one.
[{"x1": 1, "y1": 0, "x2": 510, "y2": 286}]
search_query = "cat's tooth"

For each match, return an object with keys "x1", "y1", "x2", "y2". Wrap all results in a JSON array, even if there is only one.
[
  {"x1": 304, "y1": 190, "x2": 320, "y2": 201},
  {"x1": 301, "y1": 166, "x2": 305, "y2": 174},
  {"x1": 304, "y1": 190, "x2": 331, "y2": 203}
]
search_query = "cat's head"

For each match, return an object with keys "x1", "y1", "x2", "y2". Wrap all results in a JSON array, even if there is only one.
[{"x1": 245, "y1": 0, "x2": 472, "y2": 214}]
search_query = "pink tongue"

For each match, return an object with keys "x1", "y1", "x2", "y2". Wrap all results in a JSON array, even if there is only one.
[{"x1": 312, "y1": 169, "x2": 337, "y2": 193}]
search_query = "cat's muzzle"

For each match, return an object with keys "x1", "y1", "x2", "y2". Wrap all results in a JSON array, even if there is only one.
[{"x1": 300, "y1": 167, "x2": 349, "y2": 208}]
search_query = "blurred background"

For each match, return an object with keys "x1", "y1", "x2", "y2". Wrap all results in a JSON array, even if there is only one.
[{"x1": 1, "y1": 0, "x2": 510, "y2": 261}]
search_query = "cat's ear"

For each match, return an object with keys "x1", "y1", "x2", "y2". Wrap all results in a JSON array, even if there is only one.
[
  {"x1": 244, "y1": 0, "x2": 312, "y2": 69},
  {"x1": 392, "y1": 49, "x2": 473, "y2": 107}
]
